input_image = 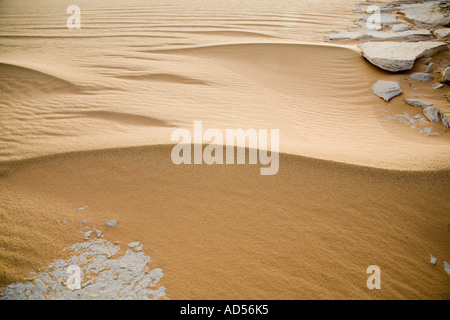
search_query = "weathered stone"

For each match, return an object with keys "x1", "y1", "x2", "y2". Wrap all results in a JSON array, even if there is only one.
[
  {"x1": 364, "y1": 29, "x2": 432, "y2": 41},
  {"x1": 106, "y1": 220, "x2": 117, "y2": 227},
  {"x1": 360, "y1": 13, "x2": 401, "y2": 26},
  {"x1": 326, "y1": 31, "x2": 361, "y2": 40},
  {"x1": 433, "y1": 83, "x2": 444, "y2": 89},
  {"x1": 410, "y1": 72, "x2": 434, "y2": 82},
  {"x1": 391, "y1": 24, "x2": 412, "y2": 32},
  {"x1": 405, "y1": 99, "x2": 433, "y2": 108},
  {"x1": 439, "y1": 111, "x2": 450, "y2": 128},
  {"x1": 425, "y1": 62, "x2": 435, "y2": 73},
  {"x1": 128, "y1": 242, "x2": 140, "y2": 248},
  {"x1": 399, "y1": 1, "x2": 450, "y2": 27},
  {"x1": 444, "y1": 261, "x2": 450, "y2": 276},
  {"x1": 359, "y1": 42, "x2": 448, "y2": 72},
  {"x1": 423, "y1": 106, "x2": 441, "y2": 123},
  {"x1": 442, "y1": 67, "x2": 450, "y2": 85},
  {"x1": 372, "y1": 80, "x2": 402, "y2": 101},
  {"x1": 434, "y1": 28, "x2": 450, "y2": 39},
  {"x1": 0, "y1": 238, "x2": 167, "y2": 300}
]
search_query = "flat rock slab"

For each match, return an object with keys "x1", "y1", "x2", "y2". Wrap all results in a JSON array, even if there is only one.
[
  {"x1": 409, "y1": 72, "x2": 434, "y2": 82},
  {"x1": 391, "y1": 24, "x2": 412, "y2": 32},
  {"x1": 399, "y1": 1, "x2": 450, "y2": 27},
  {"x1": 360, "y1": 13, "x2": 401, "y2": 26},
  {"x1": 439, "y1": 112, "x2": 450, "y2": 128},
  {"x1": 372, "y1": 80, "x2": 402, "y2": 101},
  {"x1": 405, "y1": 99, "x2": 433, "y2": 108},
  {"x1": 365, "y1": 29, "x2": 432, "y2": 41},
  {"x1": 434, "y1": 28, "x2": 450, "y2": 39},
  {"x1": 359, "y1": 42, "x2": 449, "y2": 72}
]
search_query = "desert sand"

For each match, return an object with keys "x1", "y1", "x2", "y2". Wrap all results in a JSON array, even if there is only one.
[{"x1": 0, "y1": 0, "x2": 449, "y2": 299}]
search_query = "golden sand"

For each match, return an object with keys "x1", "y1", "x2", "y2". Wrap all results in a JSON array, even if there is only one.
[{"x1": 0, "y1": 0, "x2": 449, "y2": 299}]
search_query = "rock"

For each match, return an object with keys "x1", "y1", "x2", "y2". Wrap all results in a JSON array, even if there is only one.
[
  {"x1": 423, "y1": 106, "x2": 441, "y2": 123},
  {"x1": 360, "y1": 13, "x2": 401, "y2": 26},
  {"x1": 149, "y1": 268, "x2": 163, "y2": 283},
  {"x1": 399, "y1": 1, "x2": 450, "y2": 27},
  {"x1": 425, "y1": 62, "x2": 435, "y2": 73},
  {"x1": 0, "y1": 238, "x2": 167, "y2": 300},
  {"x1": 439, "y1": 111, "x2": 450, "y2": 128},
  {"x1": 405, "y1": 99, "x2": 433, "y2": 108},
  {"x1": 434, "y1": 28, "x2": 450, "y2": 39},
  {"x1": 128, "y1": 242, "x2": 140, "y2": 248},
  {"x1": 391, "y1": 24, "x2": 412, "y2": 32},
  {"x1": 364, "y1": 29, "x2": 432, "y2": 41},
  {"x1": 359, "y1": 42, "x2": 448, "y2": 72},
  {"x1": 432, "y1": 83, "x2": 444, "y2": 89},
  {"x1": 34, "y1": 279, "x2": 48, "y2": 294},
  {"x1": 445, "y1": 261, "x2": 450, "y2": 276},
  {"x1": 84, "y1": 231, "x2": 93, "y2": 239},
  {"x1": 106, "y1": 220, "x2": 117, "y2": 227},
  {"x1": 372, "y1": 80, "x2": 402, "y2": 101},
  {"x1": 442, "y1": 68, "x2": 450, "y2": 85},
  {"x1": 326, "y1": 31, "x2": 361, "y2": 40},
  {"x1": 410, "y1": 72, "x2": 434, "y2": 82},
  {"x1": 422, "y1": 57, "x2": 432, "y2": 65},
  {"x1": 430, "y1": 254, "x2": 437, "y2": 265}
]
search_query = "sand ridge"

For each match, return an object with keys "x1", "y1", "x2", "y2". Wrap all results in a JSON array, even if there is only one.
[{"x1": 0, "y1": 0, "x2": 449, "y2": 300}]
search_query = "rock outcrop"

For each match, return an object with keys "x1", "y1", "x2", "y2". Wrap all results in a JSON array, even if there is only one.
[
  {"x1": 359, "y1": 42, "x2": 448, "y2": 72},
  {"x1": 0, "y1": 238, "x2": 167, "y2": 300},
  {"x1": 399, "y1": 1, "x2": 450, "y2": 27}
]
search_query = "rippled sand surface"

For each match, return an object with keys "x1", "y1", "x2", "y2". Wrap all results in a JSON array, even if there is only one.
[{"x1": 0, "y1": 0, "x2": 449, "y2": 299}]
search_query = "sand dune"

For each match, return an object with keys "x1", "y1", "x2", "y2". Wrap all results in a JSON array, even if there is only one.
[
  {"x1": 0, "y1": 145, "x2": 449, "y2": 299},
  {"x1": 0, "y1": 0, "x2": 449, "y2": 300}
]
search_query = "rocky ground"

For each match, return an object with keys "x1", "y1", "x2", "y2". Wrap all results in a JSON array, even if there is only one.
[
  {"x1": 326, "y1": 0, "x2": 450, "y2": 133},
  {"x1": 0, "y1": 222, "x2": 167, "y2": 300}
]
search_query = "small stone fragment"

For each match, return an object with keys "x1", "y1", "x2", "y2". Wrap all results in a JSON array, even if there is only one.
[
  {"x1": 441, "y1": 68, "x2": 450, "y2": 85},
  {"x1": 444, "y1": 261, "x2": 450, "y2": 276},
  {"x1": 425, "y1": 62, "x2": 434, "y2": 73},
  {"x1": 410, "y1": 72, "x2": 434, "y2": 83},
  {"x1": 430, "y1": 254, "x2": 437, "y2": 265},
  {"x1": 106, "y1": 220, "x2": 117, "y2": 227},
  {"x1": 439, "y1": 112, "x2": 450, "y2": 128},
  {"x1": 404, "y1": 99, "x2": 433, "y2": 108},
  {"x1": 372, "y1": 80, "x2": 402, "y2": 101}
]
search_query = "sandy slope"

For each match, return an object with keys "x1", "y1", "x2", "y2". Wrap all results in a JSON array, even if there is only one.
[
  {"x1": 1, "y1": 146, "x2": 449, "y2": 299},
  {"x1": 0, "y1": 0, "x2": 449, "y2": 299}
]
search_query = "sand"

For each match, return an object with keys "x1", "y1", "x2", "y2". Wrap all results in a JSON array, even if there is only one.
[{"x1": 0, "y1": 0, "x2": 449, "y2": 299}]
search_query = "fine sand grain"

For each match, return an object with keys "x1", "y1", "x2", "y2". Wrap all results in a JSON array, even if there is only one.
[{"x1": 0, "y1": 0, "x2": 449, "y2": 299}]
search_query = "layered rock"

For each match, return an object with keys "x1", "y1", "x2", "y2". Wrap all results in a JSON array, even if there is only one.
[
  {"x1": 359, "y1": 42, "x2": 448, "y2": 72},
  {"x1": 372, "y1": 80, "x2": 402, "y2": 101}
]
